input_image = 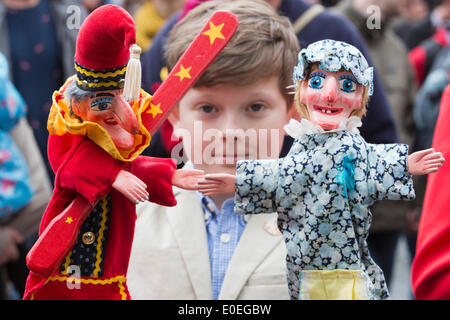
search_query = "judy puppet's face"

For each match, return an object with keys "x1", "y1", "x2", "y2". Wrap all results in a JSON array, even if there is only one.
[
  {"x1": 71, "y1": 89, "x2": 139, "y2": 150},
  {"x1": 298, "y1": 67, "x2": 364, "y2": 130}
]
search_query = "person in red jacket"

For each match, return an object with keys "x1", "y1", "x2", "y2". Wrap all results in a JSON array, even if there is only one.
[
  {"x1": 411, "y1": 84, "x2": 450, "y2": 300},
  {"x1": 23, "y1": 4, "x2": 204, "y2": 300}
]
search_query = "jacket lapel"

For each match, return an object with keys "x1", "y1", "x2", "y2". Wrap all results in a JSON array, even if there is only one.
[
  {"x1": 219, "y1": 213, "x2": 283, "y2": 299},
  {"x1": 165, "y1": 186, "x2": 213, "y2": 299}
]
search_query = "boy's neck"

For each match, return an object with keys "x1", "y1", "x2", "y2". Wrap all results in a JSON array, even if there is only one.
[{"x1": 207, "y1": 193, "x2": 235, "y2": 211}]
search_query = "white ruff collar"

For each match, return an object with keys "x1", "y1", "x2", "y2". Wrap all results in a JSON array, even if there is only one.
[{"x1": 283, "y1": 116, "x2": 362, "y2": 138}]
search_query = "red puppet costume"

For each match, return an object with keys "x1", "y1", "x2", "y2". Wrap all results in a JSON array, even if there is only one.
[
  {"x1": 23, "y1": 4, "x2": 238, "y2": 300},
  {"x1": 23, "y1": 5, "x2": 179, "y2": 300}
]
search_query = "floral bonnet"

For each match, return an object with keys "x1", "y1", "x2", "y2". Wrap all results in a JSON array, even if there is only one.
[{"x1": 293, "y1": 39, "x2": 374, "y2": 96}]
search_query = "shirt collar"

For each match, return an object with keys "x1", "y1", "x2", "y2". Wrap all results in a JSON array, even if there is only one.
[{"x1": 196, "y1": 191, "x2": 234, "y2": 218}]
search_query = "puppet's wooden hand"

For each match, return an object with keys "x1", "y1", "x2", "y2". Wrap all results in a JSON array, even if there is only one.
[
  {"x1": 407, "y1": 148, "x2": 445, "y2": 175},
  {"x1": 172, "y1": 169, "x2": 205, "y2": 190},
  {"x1": 112, "y1": 169, "x2": 149, "y2": 204},
  {"x1": 197, "y1": 173, "x2": 236, "y2": 196}
]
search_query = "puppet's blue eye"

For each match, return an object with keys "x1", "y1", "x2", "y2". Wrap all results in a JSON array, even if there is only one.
[
  {"x1": 97, "y1": 103, "x2": 109, "y2": 110},
  {"x1": 91, "y1": 96, "x2": 113, "y2": 111},
  {"x1": 339, "y1": 75, "x2": 357, "y2": 93},
  {"x1": 309, "y1": 75, "x2": 324, "y2": 89}
]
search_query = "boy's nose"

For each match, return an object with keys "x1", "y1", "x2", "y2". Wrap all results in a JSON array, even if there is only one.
[
  {"x1": 220, "y1": 114, "x2": 247, "y2": 140},
  {"x1": 221, "y1": 113, "x2": 244, "y2": 131},
  {"x1": 321, "y1": 78, "x2": 338, "y2": 103}
]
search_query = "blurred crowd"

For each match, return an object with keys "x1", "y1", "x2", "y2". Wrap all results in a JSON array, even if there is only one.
[{"x1": 0, "y1": 0, "x2": 448, "y2": 300}]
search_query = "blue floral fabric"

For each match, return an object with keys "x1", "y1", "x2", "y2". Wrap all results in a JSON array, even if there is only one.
[
  {"x1": 293, "y1": 39, "x2": 374, "y2": 96},
  {"x1": 234, "y1": 130, "x2": 415, "y2": 300},
  {"x1": 0, "y1": 53, "x2": 33, "y2": 219}
]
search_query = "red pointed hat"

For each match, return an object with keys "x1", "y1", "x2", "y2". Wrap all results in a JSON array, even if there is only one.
[{"x1": 74, "y1": 4, "x2": 136, "y2": 91}]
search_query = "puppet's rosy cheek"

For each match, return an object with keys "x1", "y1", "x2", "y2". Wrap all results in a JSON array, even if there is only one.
[
  {"x1": 341, "y1": 95, "x2": 362, "y2": 111},
  {"x1": 305, "y1": 90, "x2": 320, "y2": 104}
]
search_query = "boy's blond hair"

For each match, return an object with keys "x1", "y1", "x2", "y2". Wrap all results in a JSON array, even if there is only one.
[{"x1": 165, "y1": 0, "x2": 300, "y2": 107}]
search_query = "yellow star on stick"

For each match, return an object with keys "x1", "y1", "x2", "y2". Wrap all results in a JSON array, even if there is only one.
[
  {"x1": 202, "y1": 22, "x2": 225, "y2": 45},
  {"x1": 146, "y1": 102, "x2": 163, "y2": 119},
  {"x1": 65, "y1": 217, "x2": 73, "y2": 224},
  {"x1": 174, "y1": 65, "x2": 192, "y2": 82}
]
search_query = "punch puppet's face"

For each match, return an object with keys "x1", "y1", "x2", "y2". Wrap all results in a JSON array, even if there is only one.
[
  {"x1": 298, "y1": 67, "x2": 365, "y2": 130},
  {"x1": 71, "y1": 89, "x2": 139, "y2": 150}
]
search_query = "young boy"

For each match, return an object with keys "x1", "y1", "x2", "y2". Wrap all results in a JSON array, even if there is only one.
[{"x1": 126, "y1": 0, "x2": 299, "y2": 299}]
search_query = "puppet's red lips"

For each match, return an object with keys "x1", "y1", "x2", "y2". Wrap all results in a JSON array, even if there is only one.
[
  {"x1": 314, "y1": 105, "x2": 343, "y2": 115},
  {"x1": 104, "y1": 118, "x2": 118, "y2": 125}
]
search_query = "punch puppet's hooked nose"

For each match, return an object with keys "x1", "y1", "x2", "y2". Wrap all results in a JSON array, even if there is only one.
[{"x1": 113, "y1": 94, "x2": 140, "y2": 135}]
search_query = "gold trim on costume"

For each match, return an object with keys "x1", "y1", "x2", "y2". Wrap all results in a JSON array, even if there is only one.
[
  {"x1": 61, "y1": 251, "x2": 73, "y2": 275},
  {"x1": 75, "y1": 77, "x2": 121, "y2": 89},
  {"x1": 93, "y1": 196, "x2": 109, "y2": 277},
  {"x1": 33, "y1": 275, "x2": 128, "y2": 300},
  {"x1": 75, "y1": 64, "x2": 127, "y2": 79}
]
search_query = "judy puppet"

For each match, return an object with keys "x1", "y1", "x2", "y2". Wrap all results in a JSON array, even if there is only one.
[{"x1": 198, "y1": 39, "x2": 445, "y2": 300}]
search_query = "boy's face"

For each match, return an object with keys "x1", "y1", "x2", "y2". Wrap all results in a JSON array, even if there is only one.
[
  {"x1": 171, "y1": 76, "x2": 291, "y2": 175},
  {"x1": 298, "y1": 67, "x2": 364, "y2": 130}
]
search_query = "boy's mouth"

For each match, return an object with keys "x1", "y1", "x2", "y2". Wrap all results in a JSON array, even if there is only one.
[
  {"x1": 216, "y1": 154, "x2": 248, "y2": 159},
  {"x1": 211, "y1": 153, "x2": 249, "y2": 163},
  {"x1": 313, "y1": 105, "x2": 343, "y2": 115}
]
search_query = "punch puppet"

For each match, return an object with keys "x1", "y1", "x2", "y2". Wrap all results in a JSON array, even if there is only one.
[
  {"x1": 198, "y1": 39, "x2": 445, "y2": 300},
  {"x1": 23, "y1": 5, "x2": 237, "y2": 300}
]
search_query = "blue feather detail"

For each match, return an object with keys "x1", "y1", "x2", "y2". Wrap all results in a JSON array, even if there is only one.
[{"x1": 336, "y1": 154, "x2": 355, "y2": 198}]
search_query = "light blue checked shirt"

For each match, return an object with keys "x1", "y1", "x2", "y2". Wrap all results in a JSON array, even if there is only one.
[{"x1": 197, "y1": 192, "x2": 247, "y2": 300}]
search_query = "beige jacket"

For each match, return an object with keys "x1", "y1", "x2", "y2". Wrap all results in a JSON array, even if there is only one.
[{"x1": 127, "y1": 182, "x2": 289, "y2": 300}]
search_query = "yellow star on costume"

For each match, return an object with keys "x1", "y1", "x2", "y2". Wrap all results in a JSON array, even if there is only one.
[
  {"x1": 65, "y1": 217, "x2": 73, "y2": 224},
  {"x1": 202, "y1": 22, "x2": 225, "y2": 45},
  {"x1": 146, "y1": 102, "x2": 163, "y2": 119},
  {"x1": 174, "y1": 65, "x2": 192, "y2": 82}
]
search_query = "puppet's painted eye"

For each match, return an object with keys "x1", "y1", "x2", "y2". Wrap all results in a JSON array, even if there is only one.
[
  {"x1": 309, "y1": 75, "x2": 323, "y2": 89},
  {"x1": 338, "y1": 75, "x2": 357, "y2": 93},
  {"x1": 91, "y1": 97, "x2": 113, "y2": 111},
  {"x1": 94, "y1": 103, "x2": 110, "y2": 111}
]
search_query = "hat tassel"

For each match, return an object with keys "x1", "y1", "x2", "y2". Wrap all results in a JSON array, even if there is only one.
[{"x1": 123, "y1": 44, "x2": 142, "y2": 102}]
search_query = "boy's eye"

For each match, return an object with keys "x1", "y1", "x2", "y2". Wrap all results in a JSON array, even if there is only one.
[
  {"x1": 247, "y1": 104, "x2": 265, "y2": 112},
  {"x1": 198, "y1": 105, "x2": 217, "y2": 113},
  {"x1": 308, "y1": 74, "x2": 324, "y2": 89},
  {"x1": 339, "y1": 78, "x2": 356, "y2": 93}
]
